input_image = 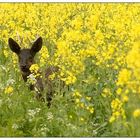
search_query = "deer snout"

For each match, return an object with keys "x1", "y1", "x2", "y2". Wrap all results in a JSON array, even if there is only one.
[{"x1": 20, "y1": 65, "x2": 29, "y2": 72}]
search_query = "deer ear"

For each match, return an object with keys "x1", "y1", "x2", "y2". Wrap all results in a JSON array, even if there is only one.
[
  {"x1": 8, "y1": 38, "x2": 21, "y2": 54},
  {"x1": 31, "y1": 37, "x2": 42, "y2": 55}
]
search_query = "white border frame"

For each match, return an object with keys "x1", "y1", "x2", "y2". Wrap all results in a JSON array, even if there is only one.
[{"x1": 0, "y1": 0, "x2": 140, "y2": 2}]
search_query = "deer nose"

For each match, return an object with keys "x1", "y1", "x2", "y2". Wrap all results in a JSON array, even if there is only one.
[
  {"x1": 21, "y1": 65, "x2": 28, "y2": 72},
  {"x1": 21, "y1": 65, "x2": 26, "y2": 68}
]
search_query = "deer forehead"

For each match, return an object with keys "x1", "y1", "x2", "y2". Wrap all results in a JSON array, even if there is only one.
[{"x1": 19, "y1": 49, "x2": 33, "y2": 59}]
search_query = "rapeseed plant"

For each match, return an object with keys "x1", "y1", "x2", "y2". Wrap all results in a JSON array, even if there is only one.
[
  {"x1": 133, "y1": 109, "x2": 140, "y2": 118},
  {"x1": 4, "y1": 86, "x2": 14, "y2": 94},
  {"x1": 0, "y1": 3, "x2": 140, "y2": 137}
]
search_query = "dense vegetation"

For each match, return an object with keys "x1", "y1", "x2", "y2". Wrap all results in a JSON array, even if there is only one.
[{"x1": 0, "y1": 3, "x2": 140, "y2": 136}]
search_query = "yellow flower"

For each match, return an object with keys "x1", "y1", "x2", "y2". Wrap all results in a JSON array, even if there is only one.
[
  {"x1": 75, "y1": 98, "x2": 80, "y2": 103},
  {"x1": 109, "y1": 116, "x2": 115, "y2": 123},
  {"x1": 86, "y1": 96, "x2": 91, "y2": 101},
  {"x1": 86, "y1": 106, "x2": 89, "y2": 110},
  {"x1": 125, "y1": 89, "x2": 129, "y2": 94},
  {"x1": 86, "y1": 106, "x2": 94, "y2": 114},
  {"x1": 80, "y1": 117, "x2": 84, "y2": 121},
  {"x1": 3, "y1": 50, "x2": 9, "y2": 58},
  {"x1": 94, "y1": 30, "x2": 104, "y2": 45},
  {"x1": 29, "y1": 64, "x2": 40, "y2": 74},
  {"x1": 5, "y1": 86, "x2": 14, "y2": 94},
  {"x1": 89, "y1": 107, "x2": 94, "y2": 114},
  {"x1": 102, "y1": 88, "x2": 112, "y2": 97},
  {"x1": 117, "y1": 69, "x2": 131, "y2": 86},
  {"x1": 111, "y1": 98, "x2": 122, "y2": 111},
  {"x1": 48, "y1": 73, "x2": 56, "y2": 80},
  {"x1": 116, "y1": 88, "x2": 122, "y2": 95},
  {"x1": 113, "y1": 111, "x2": 120, "y2": 118},
  {"x1": 73, "y1": 91, "x2": 82, "y2": 98},
  {"x1": 122, "y1": 95, "x2": 129, "y2": 102},
  {"x1": 133, "y1": 109, "x2": 140, "y2": 118},
  {"x1": 65, "y1": 75, "x2": 77, "y2": 85},
  {"x1": 80, "y1": 103, "x2": 84, "y2": 108},
  {"x1": 39, "y1": 46, "x2": 49, "y2": 67}
]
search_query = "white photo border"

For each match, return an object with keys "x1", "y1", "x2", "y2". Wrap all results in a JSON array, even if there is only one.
[{"x1": 0, "y1": 0, "x2": 140, "y2": 2}]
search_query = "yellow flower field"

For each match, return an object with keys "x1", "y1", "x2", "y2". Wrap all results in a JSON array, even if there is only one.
[{"x1": 0, "y1": 3, "x2": 140, "y2": 136}]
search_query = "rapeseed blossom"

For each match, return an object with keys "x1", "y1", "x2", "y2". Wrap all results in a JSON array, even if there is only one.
[
  {"x1": 133, "y1": 109, "x2": 140, "y2": 118},
  {"x1": 0, "y1": 3, "x2": 140, "y2": 132},
  {"x1": 28, "y1": 64, "x2": 41, "y2": 85},
  {"x1": 4, "y1": 86, "x2": 14, "y2": 94},
  {"x1": 30, "y1": 64, "x2": 40, "y2": 74},
  {"x1": 39, "y1": 46, "x2": 49, "y2": 67},
  {"x1": 117, "y1": 69, "x2": 131, "y2": 86}
]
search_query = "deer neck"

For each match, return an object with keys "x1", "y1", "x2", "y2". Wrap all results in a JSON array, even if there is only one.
[
  {"x1": 21, "y1": 70, "x2": 44, "y2": 92},
  {"x1": 21, "y1": 71, "x2": 31, "y2": 82}
]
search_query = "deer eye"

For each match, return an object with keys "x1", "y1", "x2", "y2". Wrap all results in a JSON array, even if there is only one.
[{"x1": 29, "y1": 57, "x2": 33, "y2": 62}]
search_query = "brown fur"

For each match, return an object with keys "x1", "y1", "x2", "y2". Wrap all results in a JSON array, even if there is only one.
[{"x1": 8, "y1": 37, "x2": 57, "y2": 107}]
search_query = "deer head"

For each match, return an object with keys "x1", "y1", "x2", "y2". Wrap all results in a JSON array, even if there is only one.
[
  {"x1": 8, "y1": 37, "x2": 42, "y2": 82},
  {"x1": 8, "y1": 37, "x2": 59, "y2": 107}
]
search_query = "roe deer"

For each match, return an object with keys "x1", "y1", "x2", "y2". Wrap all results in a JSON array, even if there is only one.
[{"x1": 8, "y1": 37, "x2": 59, "y2": 107}]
